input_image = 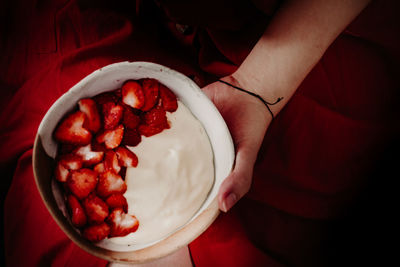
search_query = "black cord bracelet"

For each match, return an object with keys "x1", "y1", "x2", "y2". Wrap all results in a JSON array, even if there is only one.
[{"x1": 217, "y1": 79, "x2": 283, "y2": 119}]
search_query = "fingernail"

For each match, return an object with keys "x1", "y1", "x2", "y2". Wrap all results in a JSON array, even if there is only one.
[{"x1": 222, "y1": 193, "x2": 237, "y2": 213}]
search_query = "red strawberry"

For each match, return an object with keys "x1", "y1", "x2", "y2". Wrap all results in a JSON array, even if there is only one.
[
  {"x1": 159, "y1": 84, "x2": 178, "y2": 112},
  {"x1": 102, "y1": 102, "x2": 123, "y2": 130},
  {"x1": 55, "y1": 154, "x2": 83, "y2": 182},
  {"x1": 79, "y1": 98, "x2": 101, "y2": 133},
  {"x1": 93, "y1": 162, "x2": 105, "y2": 174},
  {"x1": 74, "y1": 144, "x2": 104, "y2": 166},
  {"x1": 138, "y1": 124, "x2": 165, "y2": 137},
  {"x1": 67, "y1": 169, "x2": 98, "y2": 199},
  {"x1": 82, "y1": 194, "x2": 109, "y2": 224},
  {"x1": 141, "y1": 106, "x2": 169, "y2": 128},
  {"x1": 105, "y1": 194, "x2": 128, "y2": 212},
  {"x1": 141, "y1": 78, "x2": 159, "y2": 111},
  {"x1": 107, "y1": 208, "x2": 139, "y2": 237},
  {"x1": 96, "y1": 124, "x2": 124, "y2": 149},
  {"x1": 138, "y1": 106, "x2": 170, "y2": 137},
  {"x1": 104, "y1": 150, "x2": 121, "y2": 174},
  {"x1": 122, "y1": 81, "x2": 144, "y2": 109},
  {"x1": 115, "y1": 146, "x2": 138, "y2": 168},
  {"x1": 122, "y1": 106, "x2": 140, "y2": 129},
  {"x1": 97, "y1": 170, "x2": 127, "y2": 198},
  {"x1": 67, "y1": 195, "x2": 87, "y2": 227},
  {"x1": 122, "y1": 128, "x2": 141, "y2": 146},
  {"x1": 54, "y1": 111, "x2": 92, "y2": 145},
  {"x1": 93, "y1": 91, "x2": 119, "y2": 106},
  {"x1": 82, "y1": 222, "x2": 110, "y2": 242}
]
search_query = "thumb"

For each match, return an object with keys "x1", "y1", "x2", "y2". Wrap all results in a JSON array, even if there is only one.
[{"x1": 217, "y1": 148, "x2": 255, "y2": 212}]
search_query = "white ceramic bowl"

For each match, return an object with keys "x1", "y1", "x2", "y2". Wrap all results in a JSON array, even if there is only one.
[{"x1": 33, "y1": 61, "x2": 234, "y2": 263}]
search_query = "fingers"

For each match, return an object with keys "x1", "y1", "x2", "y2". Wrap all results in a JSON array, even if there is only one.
[{"x1": 218, "y1": 149, "x2": 254, "y2": 212}]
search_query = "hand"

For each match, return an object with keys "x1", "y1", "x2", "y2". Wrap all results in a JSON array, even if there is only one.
[{"x1": 202, "y1": 75, "x2": 272, "y2": 212}]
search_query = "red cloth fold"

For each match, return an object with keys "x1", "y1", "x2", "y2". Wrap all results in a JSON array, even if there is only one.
[{"x1": 1, "y1": 0, "x2": 399, "y2": 266}]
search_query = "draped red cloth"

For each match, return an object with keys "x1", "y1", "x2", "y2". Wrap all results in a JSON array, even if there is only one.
[{"x1": 1, "y1": 0, "x2": 399, "y2": 266}]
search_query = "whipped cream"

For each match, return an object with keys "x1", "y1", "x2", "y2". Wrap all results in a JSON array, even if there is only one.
[{"x1": 108, "y1": 101, "x2": 214, "y2": 246}]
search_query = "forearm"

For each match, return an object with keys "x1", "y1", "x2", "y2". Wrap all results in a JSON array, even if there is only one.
[{"x1": 234, "y1": 0, "x2": 371, "y2": 116}]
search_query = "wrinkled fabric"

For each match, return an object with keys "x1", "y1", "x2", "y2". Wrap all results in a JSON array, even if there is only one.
[{"x1": 1, "y1": 0, "x2": 399, "y2": 266}]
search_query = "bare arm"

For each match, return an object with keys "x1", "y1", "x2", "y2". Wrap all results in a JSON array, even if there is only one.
[
  {"x1": 205, "y1": 0, "x2": 371, "y2": 212},
  {"x1": 235, "y1": 0, "x2": 371, "y2": 117}
]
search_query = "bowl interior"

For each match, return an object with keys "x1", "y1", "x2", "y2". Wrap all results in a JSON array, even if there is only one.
[{"x1": 33, "y1": 61, "x2": 234, "y2": 262}]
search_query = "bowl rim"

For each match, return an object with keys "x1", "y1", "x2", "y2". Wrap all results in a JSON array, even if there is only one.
[{"x1": 32, "y1": 61, "x2": 234, "y2": 263}]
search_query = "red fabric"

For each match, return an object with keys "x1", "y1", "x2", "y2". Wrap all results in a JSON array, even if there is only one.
[{"x1": 1, "y1": 0, "x2": 399, "y2": 266}]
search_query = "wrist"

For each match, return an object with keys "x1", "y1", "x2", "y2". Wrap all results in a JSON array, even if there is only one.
[{"x1": 227, "y1": 70, "x2": 284, "y2": 119}]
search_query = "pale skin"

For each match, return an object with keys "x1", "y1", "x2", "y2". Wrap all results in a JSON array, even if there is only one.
[{"x1": 117, "y1": 0, "x2": 371, "y2": 266}]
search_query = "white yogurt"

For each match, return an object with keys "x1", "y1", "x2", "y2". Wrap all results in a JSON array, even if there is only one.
[{"x1": 108, "y1": 101, "x2": 214, "y2": 245}]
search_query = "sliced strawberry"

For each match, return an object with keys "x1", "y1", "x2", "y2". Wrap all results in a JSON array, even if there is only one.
[
  {"x1": 67, "y1": 195, "x2": 87, "y2": 228},
  {"x1": 141, "y1": 78, "x2": 159, "y2": 111},
  {"x1": 74, "y1": 144, "x2": 104, "y2": 166},
  {"x1": 79, "y1": 98, "x2": 101, "y2": 133},
  {"x1": 122, "y1": 128, "x2": 141, "y2": 146},
  {"x1": 54, "y1": 111, "x2": 92, "y2": 145},
  {"x1": 102, "y1": 102, "x2": 123, "y2": 130},
  {"x1": 96, "y1": 124, "x2": 124, "y2": 149},
  {"x1": 105, "y1": 194, "x2": 128, "y2": 212},
  {"x1": 82, "y1": 222, "x2": 110, "y2": 242},
  {"x1": 107, "y1": 208, "x2": 139, "y2": 237},
  {"x1": 122, "y1": 106, "x2": 141, "y2": 129},
  {"x1": 138, "y1": 124, "x2": 165, "y2": 137},
  {"x1": 94, "y1": 162, "x2": 105, "y2": 174},
  {"x1": 122, "y1": 81, "x2": 144, "y2": 109},
  {"x1": 115, "y1": 146, "x2": 138, "y2": 168},
  {"x1": 139, "y1": 106, "x2": 170, "y2": 137},
  {"x1": 104, "y1": 150, "x2": 121, "y2": 174},
  {"x1": 97, "y1": 170, "x2": 127, "y2": 198},
  {"x1": 141, "y1": 106, "x2": 169, "y2": 128},
  {"x1": 159, "y1": 84, "x2": 178, "y2": 112},
  {"x1": 82, "y1": 194, "x2": 109, "y2": 224},
  {"x1": 55, "y1": 154, "x2": 83, "y2": 182},
  {"x1": 67, "y1": 168, "x2": 98, "y2": 199},
  {"x1": 93, "y1": 91, "x2": 119, "y2": 106}
]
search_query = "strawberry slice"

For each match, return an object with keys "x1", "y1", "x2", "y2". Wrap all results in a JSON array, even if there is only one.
[
  {"x1": 83, "y1": 194, "x2": 109, "y2": 224},
  {"x1": 67, "y1": 195, "x2": 87, "y2": 227},
  {"x1": 97, "y1": 170, "x2": 127, "y2": 198},
  {"x1": 82, "y1": 222, "x2": 110, "y2": 242},
  {"x1": 122, "y1": 128, "x2": 141, "y2": 146},
  {"x1": 55, "y1": 154, "x2": 83, "y2": 182},
  {"x1": 96, "y1": 124, "x2": 124, "y2": 149},
  {"x1": 122, "y1": 106, "x2": 141, "y2": 129},
  {"x1": 93, "y1": 162, "x2": 105, "y2": 174},
  {"x1": 141, "y1": 78, "x2": 159, "y2": 111},
  {"x1": 138, "y1": 106, "x2": 170, "y2": 137},
  {"x1": 122, "y1": 81, "x2": 144, "y2": 109},
  {"x1": 104, "y1": 150, "x2": 121, "y2": 174},
  {"x1": 74, "y1": 144, "x2": 104, "y2": 166},
  {"x1": 141, "y1": 106, "x2": 169, "y2": 128},
  {"x1": 115, "y1": 146, "x2": 138, "y2": 168},
  {"x1": 54, "y1": 111, "x2": 92, "y2": 145},
  {"x1": 107, "y1": 208, "x2": 139, "y2": 237},
  {"x1": 102, "y1": 102, "x2": 123, "y2": 130},
  {"x1": 93, "y1": 91, "x2": 120, "y2": 106},
  {"x1": 79, "y1": 98, "x2": 101, "y2": 133},
  {"x1": 138, "y1": 124, "x2": 165, "y2": 137},
  {"x1": 105, "y1": 194, "x2": 128, "y2": 212},
  {"x1": 67, "y1": 168, "x2": 98, "y2": 199},
  {"x1": 159, "y1": 84, "x2": 178, "y2": 112}
]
